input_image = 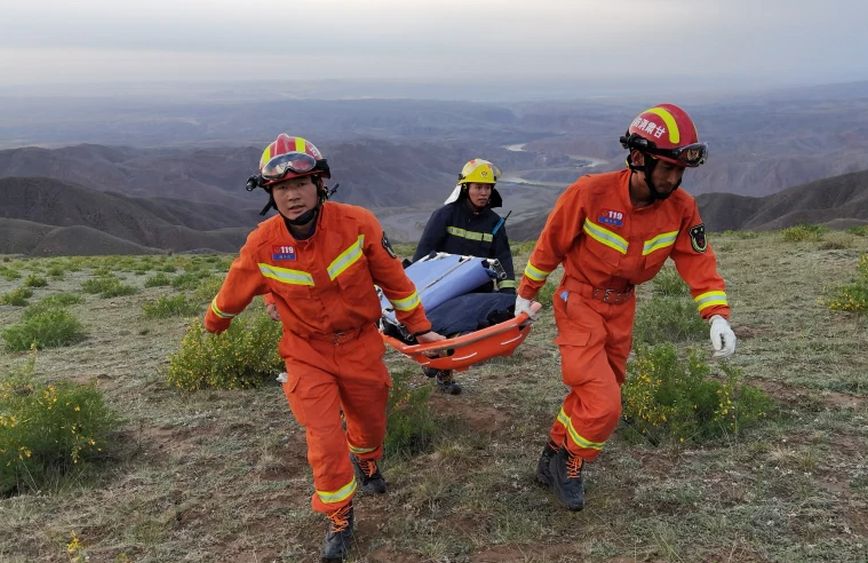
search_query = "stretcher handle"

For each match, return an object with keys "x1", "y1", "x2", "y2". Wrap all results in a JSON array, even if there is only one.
[{"x1": 385, "y1": 302, "x2": 541, "y2": 355}]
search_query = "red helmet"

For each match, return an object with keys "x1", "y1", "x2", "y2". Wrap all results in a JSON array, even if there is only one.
[
  {"x1": 257, "y1": 133, "x2": 330, "y2": 186},
  {"x1": 620, "y1": 103, "x2": 707, "y2": 167}
]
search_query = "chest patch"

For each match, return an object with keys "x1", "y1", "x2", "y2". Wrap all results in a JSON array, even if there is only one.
[
  {"x1": 271, "y1": 245, "x2": 297, "y2": 261},
  {"x1": 598, "y1": 209, "x2": 625, "y2": 228},
  {"x1": 689, "y1": 224, "x2": 707, "y2": 253}
]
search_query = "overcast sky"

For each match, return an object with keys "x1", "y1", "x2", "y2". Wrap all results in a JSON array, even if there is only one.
[{"x1": 2, "y1": 0, "x2": 867, "y2": 94}]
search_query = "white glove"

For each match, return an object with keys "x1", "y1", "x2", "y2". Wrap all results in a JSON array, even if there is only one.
[
  {"x1": 514, "y1": 296, "x2": 538, "y2": 320},
  {"x1": 709, "y1": 315, "x2": 736, "y2": 358}
]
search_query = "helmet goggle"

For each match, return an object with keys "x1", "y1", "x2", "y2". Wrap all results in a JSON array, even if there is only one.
[
  {"x1": 648, "y1": 142, "x2": 708, "y2": 168},
  {"x1": 260, "y1": 152, "x2": 318, "y2": 181}
]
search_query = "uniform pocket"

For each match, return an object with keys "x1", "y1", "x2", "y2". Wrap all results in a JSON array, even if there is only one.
[
  {"x1": 555, "y1": 330, "x2": 591, "y2": 347},
  {"x1": 641, "y1": 250, "x2": 670, "y2": 279},
  {"x1": 281, "y1": 371, "x2": 306, "y2": 426}
]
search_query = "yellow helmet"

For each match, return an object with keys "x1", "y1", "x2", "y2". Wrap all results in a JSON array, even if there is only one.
[{"x1": 458, "y1": 158, "x2": 500, "y2": 185}]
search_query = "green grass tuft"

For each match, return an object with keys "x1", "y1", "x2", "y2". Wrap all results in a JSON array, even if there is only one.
[{"x1": 142, "y1": 295, "x2": 201, "y2": 319}]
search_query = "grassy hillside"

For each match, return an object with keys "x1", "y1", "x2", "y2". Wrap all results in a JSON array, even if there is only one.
[{"x1": 0, "y1": 231, "x2": 866, "y2": 562}]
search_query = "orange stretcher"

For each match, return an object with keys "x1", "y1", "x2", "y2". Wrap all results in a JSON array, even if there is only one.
[{"x1": 381, "y1": 302, "x2": 541, "y2": 371}]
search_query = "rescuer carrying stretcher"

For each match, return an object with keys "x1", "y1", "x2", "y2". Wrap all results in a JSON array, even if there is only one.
[
  {"x1": 514, "y1": 104, "x2": 737, "y2": 511},
  {"x1": 204, "y1": 133, "x2": 444, "y2": 561}
]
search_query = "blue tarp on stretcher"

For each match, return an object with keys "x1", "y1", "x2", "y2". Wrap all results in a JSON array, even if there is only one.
[{"x1": 379, "y1": 252, "x2": 498, "y2": 326}]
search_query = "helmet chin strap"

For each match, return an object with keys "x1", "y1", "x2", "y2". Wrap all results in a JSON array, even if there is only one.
[{"x1": 628, "y1": 152, "x2": 680, "y2": 202}]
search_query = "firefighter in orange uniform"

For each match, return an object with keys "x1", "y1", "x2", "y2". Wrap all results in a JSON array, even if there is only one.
[
  {"x1": 514, "y1": 104, "x2": 737, "y2": 511},
  {"x1": 204, "y1": 134, "x2": 443, "y2": 561}
]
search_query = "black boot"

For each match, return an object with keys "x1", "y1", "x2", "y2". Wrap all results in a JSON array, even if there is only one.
[
  {"x1": 435, "y1": 370, "x2": 461, "y2": 395},
  {"x1": 321, "y1": 503, "x2": 353, "y2": 561},
  {"x1": 548, "y1": 448, "x2": 585, "y2": 511},
  {"x1": 351, "y1": 455, "x2": 387, "y2": 494},
  {"x1": 535, "y1": 441, "x2": 559, "y2": 487}
]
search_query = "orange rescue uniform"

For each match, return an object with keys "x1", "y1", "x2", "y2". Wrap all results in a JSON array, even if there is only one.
[
  {"x1": 204, "y1": 201, "x2": 431, "y2": 513},
  {"x1": 518, "y1": 169, "x2": 730, "y2": 461}
]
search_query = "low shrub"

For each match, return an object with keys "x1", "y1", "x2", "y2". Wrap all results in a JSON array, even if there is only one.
[
  {"x1": 143, "y1": 273, "x2": 173, "y2": 287},
  {"x1": 46, "y1": 265, "x2": 65, "y2": 279},
  {"x1": 81, "y1": 275, "x2": 137, "y2": 298},
  {"x1": 0, "y1": 287, "x2": 33, "y2": 306},
  {"x1": 0, "y1": 266, "x2": 21, "y2": 281},
  {"x1": 3, "y1": 309, "x2": 86, "y2": 351},
  {"x1": 845, "y1": 225, "x2": 868, "y2": 237},
  {"x1": 0, "y1": 356, "x2": 118, "y2": 495},
  {"x1": 171, "y1": 272, "x2": 202, "y2": 290},
  {"x1": 166, "y1": 314, "x2": 282, "y2": 390},
  {"x1": 24, "y1": 293, "x2": 84, "y2": 318},
  {"x1": 781, "y1": 223, "x2": 826, "y2": 242},
  {"x1": 23, "y1": 274, "x2": 48, "y2": 288},
  {"x1": 634, "y1": 296, "x2": 706, "y2": 345},
  {"x1": 142, "y1": 295, "x2": 201, "y2": 319},
  {"x1": 384, "y1": 369, "x2": 437, "y2": 458},
  {"x1": 826, "y1": 253, "x2": 868, "y2": 313},
  {"x1": 622, "y1": 344, "x2": 771, "y2": 444}
]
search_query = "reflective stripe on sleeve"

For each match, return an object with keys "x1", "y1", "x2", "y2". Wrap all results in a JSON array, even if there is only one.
[
  {"x1": 694, "y1": 290, "x2": 728, "y2": 312},
  {"x1": 498, "y1": 279, "x2": 517, "y2": 289},
  {"x1": 524, "y1": 261, "x2": 551, "y2": 282},
  {"x1": 210, "y1": 298, "x2": 236, "y2": 319},
  {"x1": 390, "y1": 290, "x2": 421, "y2": 312}
]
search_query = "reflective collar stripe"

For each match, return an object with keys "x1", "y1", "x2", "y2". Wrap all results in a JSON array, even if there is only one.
[
  {"x1": 557, "y1": 407, "x2": 606, "y2": 451},
  {"x1": 390, "y1": 290, "x2": 421, "y2": 312},
  {"x1": 327, "y1": 235, "x2": 365, "y2": 281},
  {"x1": 642, "y1": 231, "x2": 679, "y2": 255},
  {"x1": 258, "y1": 263, "x2": 315, "y2": 286},
  {"x1": 583, "y1": 219, "x2": 629, "y2": 255},
  {"x1": 447, "y1": 226, "x2": 493, "y2": 243},
  {"x1": 316, "y1": 477, "x2": 357, "y2": 504},
  {"x1": 348, "y1": 442, "x2": 377, "y2": 455},
  {"x1": 210, "y1": 298, "x2": 236, "y2": 319},
  {"x1": 498, "y1": 279, "x2": 517, "y2": 289},
  {"x1": 694, "y1": 290, "x2": 728, "y2": 312},
  {"x1": 524, "y1": 262, "x2": 551, "y2": 282}
]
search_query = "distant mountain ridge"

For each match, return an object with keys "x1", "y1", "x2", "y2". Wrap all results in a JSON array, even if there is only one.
[
  {"x1": 2, "y1": 169, "x2": 867, "y2": 255},
  {"x1": 509, "y1": 169, "x2": 868, "y2": 241}
]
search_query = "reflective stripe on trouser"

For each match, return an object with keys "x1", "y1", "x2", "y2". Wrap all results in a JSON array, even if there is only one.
[
  {"x1": 280, "y1": 324, "x2": 390, "y2": 514},
  {"x1": 548, "y1": 287, "x2": 635, "y2": 461}
]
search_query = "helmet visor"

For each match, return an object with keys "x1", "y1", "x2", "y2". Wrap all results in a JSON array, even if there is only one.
[
  {"x1": 261, "y1": 152, "x2": 318, "y2": 181},
  {"x1": 652, "y1": 142, "x2": 708, "y2": 167}
]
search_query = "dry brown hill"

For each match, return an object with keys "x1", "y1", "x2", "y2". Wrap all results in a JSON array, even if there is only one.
[
  {"x1": 0, "y1": 177, "x2": 249, "y2": 254},
  {"x1": 0, "y1": 218, "x2": 158, "y2": 255}
]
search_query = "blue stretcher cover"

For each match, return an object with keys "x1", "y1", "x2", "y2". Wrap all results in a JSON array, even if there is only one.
[{"x1": 379, "y1": 252, "x2": 497, "y2": 325}]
